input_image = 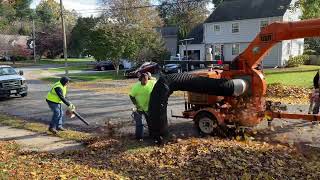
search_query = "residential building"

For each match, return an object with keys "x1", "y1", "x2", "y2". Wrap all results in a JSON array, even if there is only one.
[
  {"x1": 179, "y1": 24, "x2": 206, "y2": 61},
  {"x1": 0, "y1": 34, "x2": 31, "y2": 58},
  {"x1": 180, "y1": 0, "x2": 304, "y2": 67},
  {"x1": 156, "y1": 27, "x2": 178, "y2": 56}
]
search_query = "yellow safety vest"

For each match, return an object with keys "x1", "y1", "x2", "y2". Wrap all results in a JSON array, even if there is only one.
[{"x1": 46, "y1": 81, "x2": 67, "y2": 104}]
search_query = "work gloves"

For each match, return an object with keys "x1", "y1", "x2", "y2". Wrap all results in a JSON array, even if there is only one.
[{"x1": 69, "y1": 103, "x2": 76, "y2": 111}]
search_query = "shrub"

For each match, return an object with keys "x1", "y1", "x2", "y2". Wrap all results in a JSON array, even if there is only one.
[
  {"x1": 304, "y1": 49, "x2": 317, "y2": 55},
  {"x1": 286, "y1": 55, "x2": 310, "y2": 67},
  {"x1": 15, "y1": 56, "x2": 28, "y2": 61}
]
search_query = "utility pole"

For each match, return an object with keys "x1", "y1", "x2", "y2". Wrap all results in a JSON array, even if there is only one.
[
  {"x1": 179, "y1": 38, "x2": 194, "y2": 72},
  {"x1": 32, "y1": 19, "x2": 36, "y2": 63},
  {"x1": 60, "y1": 0, "x2": 68, "y2": 76}
]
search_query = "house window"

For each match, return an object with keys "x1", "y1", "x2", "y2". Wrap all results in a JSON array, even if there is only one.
[
  {"x1": 232, "y1": 43, "x2": 240, "y2": 55},
  {"x1": 214, "y1": 24, "x2": 220, "y2": 32},
  {"x1": 214, "y1": 44, "x2": 222, "y2": 55},
  {"x1": 298, "y1": 44, "x2": 302, "y2": 55},
  {"x1": 260, "y1": 20, "x2": 269, "y2": 31},
  {"x1": 232, "y1": 23, "x2": 239, "y2": 33},
  {"x1": 287, "y1": 43, "x2": 291, "y2": 55}
]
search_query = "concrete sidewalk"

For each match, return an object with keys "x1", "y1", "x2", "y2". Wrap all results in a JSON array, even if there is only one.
[{"x1": 0, "y1": 125, "x2": 84, "y2": 154}]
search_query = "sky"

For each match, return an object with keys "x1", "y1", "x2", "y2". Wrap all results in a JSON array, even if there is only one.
[
  {"x1": 30, "y1": 0, "x2": 214, "y2": 17},
  {"x1": 30, "y1": 0, "x2": 99, "y2": 17}
]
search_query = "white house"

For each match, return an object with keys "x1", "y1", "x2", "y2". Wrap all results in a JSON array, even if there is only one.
[
  {"x1": 156, "y1": 27, "x2": 179, "y2": 56},
  {"x1": 180, "y1": 0, "x2": 304, "y2": 67},
  {"x1": 179, "y1": 24, "x2": 206, "y2": 61}
]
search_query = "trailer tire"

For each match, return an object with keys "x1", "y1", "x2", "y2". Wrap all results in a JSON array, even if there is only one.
[{"x1": 194, "y1": 112, "x2": 219, "y2": 136}]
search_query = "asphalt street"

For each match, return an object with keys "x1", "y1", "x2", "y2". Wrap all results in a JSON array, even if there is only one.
[
  {"x1": 0, "y1": 66, "x2": 320, "y2": 150},
  {"x1": 0, "y1": 66, "x2": 187, "y2": 132}
]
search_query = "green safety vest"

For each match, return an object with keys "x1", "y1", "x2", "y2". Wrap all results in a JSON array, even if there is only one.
[{"x1": 46, "y1": 81, "x2": 67, "y2": 104}]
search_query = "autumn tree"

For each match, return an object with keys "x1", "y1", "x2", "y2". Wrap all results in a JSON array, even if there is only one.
[
  {"x1": 0, "y1": 1, "x2": 16, "y2": 34},
  {"x1": 35, "y1": 28, "x2": 65, "y2": 58},
  {"x1": 211, "y1": 0, "x2": 235, "y2": 7},
  {"x1": 87, "y1": 24, "x2": 140, "y2": 75},
  {"x1": 14, "y1": 0, "x2": 32, "y2": 34},
  {"x1": 89, "y1": 0, "x2": 168, "y2": 71},
  {"x1": 157, "y1": 0, "x2": 210, "y2": 39},
  {"x1": 299, "y1": 0, "x2": 320, "y2": 20},
  {"x1": 0, "y1": 0, "x2": 33, "y2": 35},
  {"x1": 68, "y1": 16, "x2": 99, "y2": 57},
  {"x1": 292, "y1": 0, "x2": 320, "y2": 54},
  {"x1": 35, "y1": 0, "x2": 77, "y2": 58},
  {"x1": 100, "y1": 0, "x2": 162, "y2": 29},
  {"x1": 35, "y1": 0, "x2": 77, "y2": 30}
]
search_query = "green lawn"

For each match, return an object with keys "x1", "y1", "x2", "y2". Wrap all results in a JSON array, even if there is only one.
[
  {"x1": 41, "y1": 65, "x2": 319, "y2": 88},
  {"x1": 37, "y1": 58, "x2": 95, "y2": 65},
  {"x1": 47, "y1": 65, "x2": 90, "y2": 72},
  {"x1": 41, "y1": 71, "x2": 125, "y2": 83},
  {"x1": 265, "y1": 65, "x2": 319, "y2": 88}
]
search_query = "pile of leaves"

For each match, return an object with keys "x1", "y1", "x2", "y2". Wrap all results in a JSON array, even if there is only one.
[
  {"x1": 0, "y1": 141, "x2": 123, "y2": 179},
  {"x1": 267, "y1": 83, "x2": 311, "y2": 98},
  {"x1": 267, "y1": 83, "x2": 311, "y2": 104},
  {"x1": 2, "y1": 136, "x2": 320, "y2": 179}
]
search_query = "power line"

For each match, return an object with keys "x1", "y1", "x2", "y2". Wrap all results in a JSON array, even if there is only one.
[{"x1": 74, "y1": 0, "x2": 207, "y2": 12}]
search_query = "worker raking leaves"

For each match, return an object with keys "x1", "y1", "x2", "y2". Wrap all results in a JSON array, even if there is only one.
[
  {"x1": 129, "y1": 73, "x2": 156, "y2": 141},
  {"x1": 46, "y1": 76, "x2": 76, "y2": 134}
]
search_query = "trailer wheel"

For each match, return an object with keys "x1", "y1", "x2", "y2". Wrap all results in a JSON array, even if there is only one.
[{"x1": 194, "y1": 112, "x2": 218, "y2": 136}]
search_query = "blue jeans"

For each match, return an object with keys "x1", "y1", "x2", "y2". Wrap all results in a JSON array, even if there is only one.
[
  {"x1": 133, "y1": 111, "x2": 147, "y2": 139},
  {"x1": 47, "y1": 101, "x2": 63, "y2": 129}
]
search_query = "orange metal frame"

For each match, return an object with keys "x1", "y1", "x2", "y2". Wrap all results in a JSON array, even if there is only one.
[{"x1": 184, "y1": 18, "x2": 320, "y2": 126}]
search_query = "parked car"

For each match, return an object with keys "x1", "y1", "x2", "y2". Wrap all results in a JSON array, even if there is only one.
[
  {"x1": 170, "y1": 56, "x2": 181, "y2": 61},
  {"x1": 0, "y1": 65, "x2": 28, "y2": 98},
  {"x1": 163, "y1": 64, "x2": 182, "y2": 74},
  {"x1": 124, "y1": 62, "x2": 161, "y2": 78},
  {"x1": 94, "y1": 60, "x2": 134, "y2": 71},
  {"x1": 0, "y1": 55, "x2": 11, "y2": 61},
  {"x1": 94, "y1": 61, "x2": 123, "y2": 71}
]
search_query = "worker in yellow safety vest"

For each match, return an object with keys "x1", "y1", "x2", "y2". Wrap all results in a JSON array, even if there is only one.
[
  {"x1": 46, "y1": 77, "x2": 75, "y2": 134},
  {"x1": 129, "y1": 73, "x2": 156, "y2": 141}
]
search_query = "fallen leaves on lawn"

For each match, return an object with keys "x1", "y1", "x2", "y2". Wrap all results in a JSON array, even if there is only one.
[
  {"x1": 2, "y1": 136, "x2": 320, "y2": 179},
  {"x1": 267, "y1": 83, "x2": 311, "y2": 104},
  {"x1": 267, "y1": 83, "x2": 310, "y2": 99},
  {"x1": 71, "y1": 80, "x2": 134, "y2": 95},
  {"x1": 0, "y1": 141, "x2": 123, "y2": 179}
]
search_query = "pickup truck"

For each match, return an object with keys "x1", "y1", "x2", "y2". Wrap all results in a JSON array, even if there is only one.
[{"x1": 0, "y1": 65, "x2": 28, "y2": 98}]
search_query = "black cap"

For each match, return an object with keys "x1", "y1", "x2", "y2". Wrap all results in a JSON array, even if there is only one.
[
  {"x1": 60, "y1": 76, "x2": 71, "y2": 86},
  {"x1": 138, "y1": 73, "x2": 148, "y2": 81}
]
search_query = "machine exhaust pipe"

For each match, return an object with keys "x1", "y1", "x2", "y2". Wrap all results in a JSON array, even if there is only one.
[{"x1": 231, "y1": 79, "x2": 248, "y2": 96}]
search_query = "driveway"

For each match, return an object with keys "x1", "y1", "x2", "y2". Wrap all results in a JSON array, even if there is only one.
[{"x1": 1, "y1": 66, "x2": 320, "y2": 150}]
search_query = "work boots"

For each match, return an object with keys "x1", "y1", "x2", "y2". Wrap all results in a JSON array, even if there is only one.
[
  {"x1": 57, "y1": 127, "x2": 67, "y2": 131},
  {"x1": 48, "y1": 128, "x2": 58, "y2": 134}
]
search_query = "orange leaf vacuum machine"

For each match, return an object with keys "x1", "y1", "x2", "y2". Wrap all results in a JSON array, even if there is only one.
[{"x1": 147, "y1": 19, "x2": 320, "y2": 139}]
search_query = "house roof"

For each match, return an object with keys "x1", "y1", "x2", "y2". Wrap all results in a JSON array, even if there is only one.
[
  {"x1": 0, "y1": 34, "x2": 29, "y2": 46},
  {"x1": 205, "y1": 0, "x2": 292, "y2": 23},
  {"x1": 156, "y1": 27, "x2": 178, "y2": 37},
  {"x1": 0, "y1": 34, "x2": 30, "y2": 54},
  {"x1": 185, "y1": 23, "x2": 203, "y2": 44}
]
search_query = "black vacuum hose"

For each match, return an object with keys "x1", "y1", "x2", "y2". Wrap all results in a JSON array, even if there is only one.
[{"x1": 147, "y1": 73, "x2": 248, "y2": 139}]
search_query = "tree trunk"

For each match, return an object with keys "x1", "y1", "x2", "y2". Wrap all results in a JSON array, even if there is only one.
[
  {"x1": 113, "y1": 60, "x2": 120, "y2": 76},
  {"x1": 12, "y1": 56, "x2": 16, "y2": 65},
  {"x1": 116, "y1": 65, "x2": 120, "y2": 76}
]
